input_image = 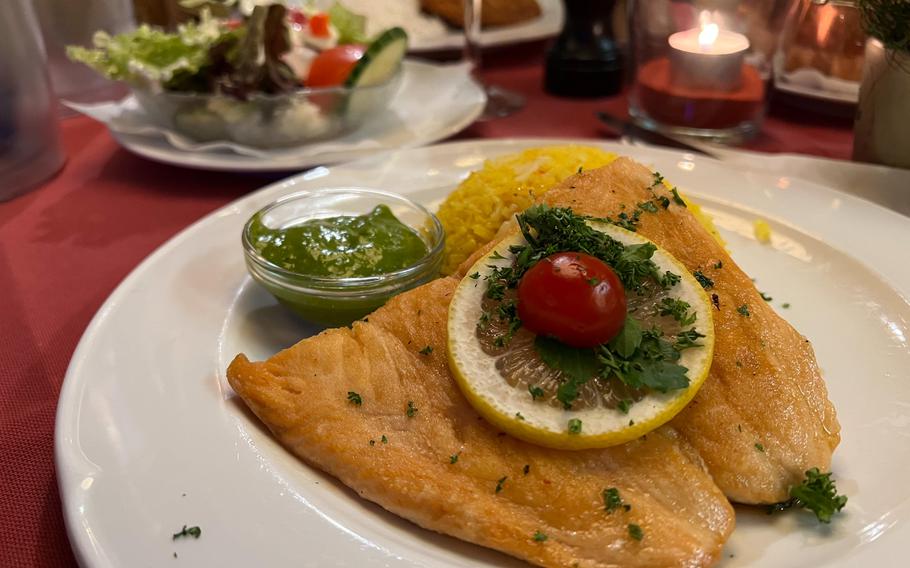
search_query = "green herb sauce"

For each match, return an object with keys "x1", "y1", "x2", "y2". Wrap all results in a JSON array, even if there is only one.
[{"x1": 249, "y1": 204, "x2": 428, "y2": 277}]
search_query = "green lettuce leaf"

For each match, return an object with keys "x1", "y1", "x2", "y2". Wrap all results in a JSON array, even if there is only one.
[
  {"x1": 329, "y1": 1, "x2": 368, "y2": 44},
  {"x1": 66, "y1": 12, "x2": 229, "y2": 88}
]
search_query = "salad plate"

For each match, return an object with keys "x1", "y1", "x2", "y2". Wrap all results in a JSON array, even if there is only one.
[
  {"x1": 74, "y1": 61, "x2": 485, "y2": 172},
  {"x1": 56, "y1": 139, "x2": 910, "y2": 567}
]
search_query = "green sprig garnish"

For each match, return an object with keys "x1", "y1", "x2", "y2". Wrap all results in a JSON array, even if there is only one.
[
  {"x1": 603, "y1": 488, "x2": 631, "y2": 513},
  {"x1": 769, "y1": 468, "x2": 847, "y2": 523},
  {"x1": 172, "y1": 525, "x2": 201, "y2": 540}
]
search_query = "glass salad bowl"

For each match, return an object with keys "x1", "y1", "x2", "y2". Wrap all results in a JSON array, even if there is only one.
[{"x1": 131, "y1": 69, "x2": 402, "y2": 149}]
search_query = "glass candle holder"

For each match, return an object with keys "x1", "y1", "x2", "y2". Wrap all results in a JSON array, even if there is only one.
[{"x1": 628, "y1": 0, "x2": 789, "y2": 143}]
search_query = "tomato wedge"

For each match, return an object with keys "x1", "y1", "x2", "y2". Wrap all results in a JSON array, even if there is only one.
[{"x1": 306, "y1": 45, "x2": 366, "y2": 88}]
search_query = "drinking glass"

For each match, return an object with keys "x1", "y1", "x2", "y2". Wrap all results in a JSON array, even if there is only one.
[
  {"x1": 33, "y1": 0, "x2": 135, "y2": 107},
  {"x1": 463, "y1": 0, "x2": 525, "y2": 119},
  {"x1": 0, "y1": 0, "x2": 66, "y2": 201}
]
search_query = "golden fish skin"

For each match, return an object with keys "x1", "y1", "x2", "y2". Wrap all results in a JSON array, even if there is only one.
[
  {"x1": 228, "y1": 276, "x2": 734, "y2": 567},
  {"x1": 538, "y1": 158, "x2": 840, "y2": 504}
]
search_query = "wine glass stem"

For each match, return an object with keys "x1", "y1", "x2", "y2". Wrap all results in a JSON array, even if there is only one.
[{"x1": 463, "y1": 0, "x2": 483, "y2": 74}]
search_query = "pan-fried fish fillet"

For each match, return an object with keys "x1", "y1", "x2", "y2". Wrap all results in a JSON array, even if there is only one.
[
  {"x1": 536, "y1": 158, "x2": 840, "y2": 503},
  {"x1": 229, "y1": 277, "x2": 735, "y2": 567}
]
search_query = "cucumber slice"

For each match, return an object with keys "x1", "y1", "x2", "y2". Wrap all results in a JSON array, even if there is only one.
[{"x1": 344, "y1": 27, "x2": 408, "y2": 89}]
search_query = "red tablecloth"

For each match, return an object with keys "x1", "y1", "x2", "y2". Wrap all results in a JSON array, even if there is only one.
[{"x1": 0, "y1": 52, "x2": 853, "y2": 567}]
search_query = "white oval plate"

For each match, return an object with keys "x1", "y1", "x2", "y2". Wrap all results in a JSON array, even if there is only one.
[
  {"x1": 107, "y1": 61, "x2": 486, "y2": 172},
  {"x1": 56, "y1": 139, "x2": 910, "y2": 567}
]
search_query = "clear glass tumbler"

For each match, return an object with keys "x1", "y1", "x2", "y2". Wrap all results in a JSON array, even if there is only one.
[
  {"x1": 0, "y1": 0, "x2": 66, "y2": 201},
  {"x1": 33, "y1": 0, "x2": 135, "y2": 106}
]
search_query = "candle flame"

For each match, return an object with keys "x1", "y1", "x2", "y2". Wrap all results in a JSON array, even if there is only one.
[{"x1": 698, "y1": 23, "x2": 719, "y2": 50}]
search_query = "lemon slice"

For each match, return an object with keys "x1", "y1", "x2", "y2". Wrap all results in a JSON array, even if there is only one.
[{"x1": 448, "y1": 221, "x2": 714, "y2": 450}]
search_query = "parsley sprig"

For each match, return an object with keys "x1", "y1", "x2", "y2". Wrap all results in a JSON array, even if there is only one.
[
  {"x1": 769, "y1": 468, "x2": 847, "y2": 523},
  {"x1": 534, "y1": 317, "x2": 702, "y2": 409}
]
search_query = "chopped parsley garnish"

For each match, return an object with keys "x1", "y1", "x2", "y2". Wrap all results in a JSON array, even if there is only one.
[
  {"x1": 469, "y1": 272, "x2": 480, "y2": 280},
  {"x1": 603, "y1": 488, "x2": 631, "y2": 513},
  {"x1": 657, "y1": 298, "x2": 696, "y2": 326},
  {"x1": 670, "y1": 187, "x2": 686, "y2": 207},
  {"x1": 617, "y1": 399, "x2": 633, "y2": 414},
  {"x1": 661, "y1": 271, "x2": 681, "y2": 287},
  {"x1": 755, "y1": 442, "x2": 765, "y2": 452},
  {"x1": 482, "y1": 206, "x2": 676, "y2": 336},
  {"x1": 768, "y1": 468, "x2": 847, "y2": 523},
  {"x1": 693, "y1": 270, "x2": 714, "y2": 289},
  {"x1": 568, "y1": 418, "x2": 583, "y2": 434},
  {"x1": 532, "y1": 531, "x2": 548, "y2": 542},
  {"x1": 523, "y1": 464, "x2": 530, "y2": 475},
  {"x1": 657, "y1": 195, "x2": 671, "y2": 209},
  {"x1": 711, "y1": 293, "x2": 720, "y2": 310},
  {"x1": 638, "y1": 200, "x2": 658, "y2": 213},
  {"x1": 450, "y1": 453, "x2": 460, "y2": 464},
  {"x1": 652, "y1": 172, "x2": 665, "y2": 186},
  {"x1": 495, "y1": 476, "x2": 507, "y2": 493},
  {"x1": 406, "y1": 401, "x2": 418, "y2": 418},
  {"x1": 587, "y1": 277, "x2": 601, "y2": 286},
  {"x1": 628, "y1": 523, "x2": 644, "y2": 541},
  {"x1": 419, "y1": 345, "x2": 433, "y2": 355},
  {"x1": 381, "y1": 435, "x2": 388, "y2": 444},
  {"x1": 713, "y1": 260, "x2": 723, "y2": 269},
  {"x1": 759, "y1": 291, "x2": 773, "y2": 302},
  {"x1": 533, "y1": 316, "x2": 700, "y2": 409},
  {"x1": 737, "y1": 304, "x2": 751, "y2": 317},
  {"x1": 515, "y1": 412, "x2": 525, "y2": 420},
  {"x1": 476, "y1": 205, "x2": 704, "y2": 410},
  {"x1": 172, "y1": 525, "x2": 201, "y2": 540},
  {"x1": 782, "y1": 302, "x2": 791, "y2": 309},
  {"x1": 535, "y1": 336, "x2": 600, "y2": 408},
  {"x1": 676, "y1": 329, "x2": 705, "y2": 349},
  {"x1": 346, "y1": 391, "x2": 362, "y2": 406}
]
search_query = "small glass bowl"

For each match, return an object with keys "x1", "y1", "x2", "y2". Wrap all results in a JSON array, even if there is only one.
[
  {"x1": 242, "y1": 188, "x2": 445, "y2": 327},
  {"x1": 132, "y1": 68, "x2": 402, "y2": 149}
]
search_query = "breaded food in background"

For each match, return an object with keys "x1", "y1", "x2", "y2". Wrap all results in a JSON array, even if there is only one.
[{"x1": 421, "y1": 0, "x2": 542, "y2": 28}]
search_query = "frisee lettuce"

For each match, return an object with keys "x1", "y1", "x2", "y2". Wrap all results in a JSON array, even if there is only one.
[{"x1": 67, "y1": 11, "x2": 230, "y2": 88}]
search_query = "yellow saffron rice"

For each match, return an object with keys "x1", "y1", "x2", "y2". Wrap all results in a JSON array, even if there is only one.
[
  {"x1": 437, "y1": 146, "x2": 618, "y2": 274},
  {"x1": 436, "y1": 145, "x2": 726, "y2": 274}
]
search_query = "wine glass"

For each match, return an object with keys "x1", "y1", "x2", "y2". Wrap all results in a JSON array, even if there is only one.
[{"x1": 463, "y1": 0, "x2": 525, "y2": 119}]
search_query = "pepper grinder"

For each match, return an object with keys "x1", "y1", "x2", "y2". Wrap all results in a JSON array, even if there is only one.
[{"x1": 545, "y1": 0, "x2": 623, "y2": 97}]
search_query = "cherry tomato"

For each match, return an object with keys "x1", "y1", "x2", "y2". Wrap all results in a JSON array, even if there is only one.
[
  {"x1": 306, "y1": 45, "x2": 366, "y2": 87},
  {"x1": 309, "y1": 13, "x2": 331, "y2": 37},
  {"x1": 517, "y1": 252, "x2": 627, "y2": 348}
]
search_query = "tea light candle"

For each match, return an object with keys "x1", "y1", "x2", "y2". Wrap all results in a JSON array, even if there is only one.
[{"x1": 668, "y1": 22, "x2": 750, "y2": 91}]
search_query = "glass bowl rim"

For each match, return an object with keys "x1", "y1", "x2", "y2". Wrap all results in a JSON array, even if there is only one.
[
  {"x1": 130, "y1": 66, "x2": 402, "y2": 102},
  {"x1": 242, "y1": 187, "x2": 446, "y2": 289}
]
